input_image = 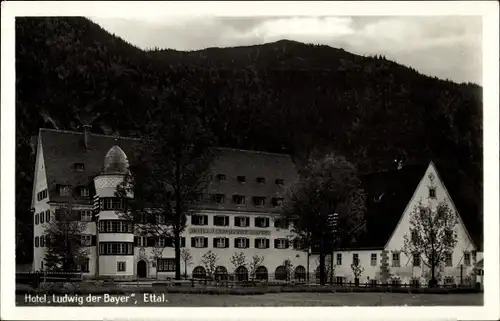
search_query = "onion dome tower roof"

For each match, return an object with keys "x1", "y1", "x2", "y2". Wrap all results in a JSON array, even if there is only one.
[{"x1": 103, "y1": 145, "x2": 129, "y2": 174}]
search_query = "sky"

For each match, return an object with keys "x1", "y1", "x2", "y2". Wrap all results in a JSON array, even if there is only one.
[{"x1": 91, "y1": 15, "x2": 482, "y2": 85}]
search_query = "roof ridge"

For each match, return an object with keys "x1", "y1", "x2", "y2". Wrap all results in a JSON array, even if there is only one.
[
  {"x1": 214, "y1": 147, "x2": 291, "y2": 158},
  {"x1": 40, "y1": 128, "x2": 141, "y2": 141}
]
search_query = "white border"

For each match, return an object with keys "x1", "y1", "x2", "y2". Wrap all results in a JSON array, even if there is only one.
[{"x1": 1, "y1": 1, "x2": 499, "y2": 320}]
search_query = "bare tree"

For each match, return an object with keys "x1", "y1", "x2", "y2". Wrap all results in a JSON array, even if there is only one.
[
  {"x1": 201, "y1": 251, "x2": 219, "y2": 280},
  {"x1": 283, "y1": 258, "x2": 294, "y2": 282},
  {"x1": 43, "y1": 202, "x2": 91, "y2": 272},
  {"x1": 181, "y1": 248, "x2": 193, "y2": 279},
  {"x1": 248, "y1": 255, "x2": 265, "y2": 281},
  {"x1": 230, "y1": 252, "x2": 247, "y2": 272},
  {"x1": 151, "y1": 243, "x2": 164, "y2": 279},
  {"x1": 403, "y1": 201, "x2": 458, "y2": 287},
  {"x1": 350, "y1": 262, "x2": 365, "y2": 286}
]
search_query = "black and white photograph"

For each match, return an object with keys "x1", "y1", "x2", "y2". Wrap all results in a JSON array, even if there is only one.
[{"x1": 1, "y1": 1, "x2": 499, "y2": 320}]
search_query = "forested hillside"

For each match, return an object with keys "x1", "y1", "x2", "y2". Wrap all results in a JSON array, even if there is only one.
[{"x1": 15, "y1": 17, "x2": 483, "y2": 263}]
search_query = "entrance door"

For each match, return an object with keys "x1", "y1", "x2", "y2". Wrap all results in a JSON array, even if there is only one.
[{"x1": 137, "y1": 260, "x2": 147, "y2": 278}]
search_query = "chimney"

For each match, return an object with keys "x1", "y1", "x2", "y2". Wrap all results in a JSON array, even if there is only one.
[{"x1": 83, "y1": 124, "x2": 92, "y2": 150}]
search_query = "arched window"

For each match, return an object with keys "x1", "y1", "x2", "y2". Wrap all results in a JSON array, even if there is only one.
[
  {"x1": 256, "y1": 266, "x2": 268, "y2": 281},
  {"x1": 274, "y1": 265, "x2": 287, "y2": 281},
  {"x1": 192, "y1": 266, "x2": 206, "y2": 279},
  {"x1": 215, "y1": 266, "x2": 228, "y2": 281},
  {"x1": 294, "y1": 265, "x2": 306, "y2": 282},
  {"x1": 235, "y1": 266, "x2": 248, "y2": 281}
]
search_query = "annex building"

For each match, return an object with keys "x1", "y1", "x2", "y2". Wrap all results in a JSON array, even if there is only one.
[{"x1": 30, "y1": 128, "x2": 482, "y2": 285}]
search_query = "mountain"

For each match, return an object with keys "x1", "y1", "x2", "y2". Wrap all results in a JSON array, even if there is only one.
[{"x1": 15, "y1": 17, "x2": 483, "y2": 263}]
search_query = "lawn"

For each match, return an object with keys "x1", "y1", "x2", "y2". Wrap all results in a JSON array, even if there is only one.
[{"x1": 16, "y1": 292, "x2": 483, "y2": 307}]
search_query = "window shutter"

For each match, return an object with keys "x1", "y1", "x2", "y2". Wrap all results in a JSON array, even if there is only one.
[
  {"x1": 213, "y1": 238, "x2": 217, "y2": 248},
  {"x1": 134, "y1": 237, "x2": 138, "y2": 246},
  {"x1": 225, "y1": 238, "x2": 229, "y2": 248},
  {"x1": 235, "y1": 217, "x2": 240, "y2": 226},
  {"x1": 92, "y1": 235, "x2": 97, "y2": 246},
  {"x1": 46, "y1": 210, "x2": 50, "y2": 222},
  {"x1": 181, "y1": 237, "x2": 186, "y2": 247},
  {"x1": 266, "y1": 218, "x2": 270, "y2": 227},
  {"x1": 266, "y1": 239, "x2": 270, "y2": 248},
  {"x1": 234, "y1": 238, "x2": 238, "y2": 248},
  {"x1": 204, "y1": 215, "x2": 208, "y2": 225},
  {"x1": 246, "y1": 217, "x2": 250, "y2": 226},
  {"x1": 225, "y1": 216, "x2": 229, "y2": 226},
  {"x1": 191, "y1": 237, "x2": 195, "y2": 247},
  {"x1": 35, "y1": 236, "x2": 39, "y2": 247},
  {"x1": 254, "y1": 239, "x2": 259, "y2": 248},
  {"x1": 204, "y1": 237, "x2": 208, "y2": 248},
  {"x1": 274, "y1": 239, "x2": 278, "y2": 248},
  {"x1": 285, "y1": 240, "x2": 289, "y2": 249}
]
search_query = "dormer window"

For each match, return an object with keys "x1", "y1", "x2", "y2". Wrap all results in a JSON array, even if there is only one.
[
  {"x1": 215, "y1": 174, "x2": 226, "y2": 181},
  {"x1": 233, "y1": 195, "x2": 246, "y2": 205},
  {"x1": 74, "y1": 163, "x2": 85, "y2": 171},
  {"x1": 256, "y1": 177, "x2": 266, "y2": 184},
  {"x1": 272, "y1": 197, "x2": 284, "y2": 207},
  {"x1": 79, "y1": 186, "x2": 89, "y2": 197},
  {"x1": 58, "y1": 185, "x2": 72, "y2": 197},
  {"x1": 429, "y1": 187, "x2": 436, "y2": 198},
  {"x1": 212, "y1": 194, "x2": 225, "y2": 204},
  {"x1": 275, "y1": 179, "x2": 284, "y2": 186},
  {"x1": 253, "y1": 197, "x2": 266, "y2": 206},
  {"x1": 237, "y1": 176, "x2": 246, "y2": 183}
]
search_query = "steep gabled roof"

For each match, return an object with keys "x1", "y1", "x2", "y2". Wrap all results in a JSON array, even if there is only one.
[
  {"x1": 350, "y1": 164, "x2": 428, "y2": 249},
  {"x1": 39, "y1": 128, "x2": 139, "y2": 204}
]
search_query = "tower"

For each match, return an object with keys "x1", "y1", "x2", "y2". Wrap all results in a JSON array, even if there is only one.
[{"x1": 93, "y1": 145, "x2": 134, "y2": 278}]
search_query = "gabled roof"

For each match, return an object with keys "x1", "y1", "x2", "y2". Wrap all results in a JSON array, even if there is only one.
[
  {"x1": 351, "y1": 164, "x2": 428, "y2": 249},
  {"x1": 39, "y1": 128, "x2": 139, "y2": 204},
  {"x1": 351, "y1": 162, "x2": 482, "y2": 251}
]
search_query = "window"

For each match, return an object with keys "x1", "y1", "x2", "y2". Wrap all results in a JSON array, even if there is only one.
[
  {"x1": 256, "y1": 177, "x2": 266, "y2": 184},
  {"x1": 233, "y1": 195, "x2": 246, "y2": 205},
  {"x1": 99, "y1": 242, "x2": 134, "y2": 255},
  {"x1": 336, "y1": 253, "x2": 342, "y2": 265},
  {"x1": 136, "y1": 236, "x2": 147, "y2": 247},
  {"x1": 371, "y1": 253, "x2": 377, "y2": 266},
  {"x1": 79, "y1": 258, "x2": 90, "y2": 272},
  {"x1": 410, "y1": 278, "x2": 420, "y2": 287},
  {"x1": 255, "y1": 217, "x2": 269, "y2": 228},
  {"x1": 35, "y1": 213, "x2": 39, "y2": 225},
  {"x1": 40, "y1": 212, "x2": 45, "y2": 223},
  {"x1": 445, "y1": 252, "x2": 453, "y2": 267},
  {"x1": 444, "y1": 276, "x2": 454, "y2": 285},
  {"x1": 156, "y1": 214, "x2": 166, "y2": 224},
  {"x1": 157, "y1": 258, "x2": 175, "y2": 272},
  {"x1": 194, "y1": 193, "x2": 203, "y2": 202},
  {"x1": 274, "y1": 218, "x2": 288, "y2": 229},
  {"x1": 464, "y1": 252, "x2": 471, "y2": 266},
  {"x1": 353, "y1": 253, "x2": 359, "y2": 266},
  {"x1": 117, "y1": 261, "x2": 126, "y2": 272},
  {"x1": 215, "y1": 174, "x2": 226, "y2": 181},
  {"x1": 212, "y1": 194, "x2": 225, "y2": 204},
  {"x1": 275, "y1": 178, "x2": 284, "y2": 186},
  {"x1": 213, "y1": 215, "x2": 229, "y2": 226},
  {"x1": 156, "y1": 237, "x2": 166, "y2": 248},
  {"x1": 35, "y1": 236, "x2": 39, "y2": 247},
  {"x1": 192, "y1": 237, "x2": 207, "y2": 248},
  {"x1": 429, "y1": 187, "x2": 436, "y2": 198},
  {"x1": 41, "y1": 261, "x2": 44, "y2": 271},
  {"x1": 413, "y1": 253, "x2": 421, "y2": 266},
  {"x1": 255, "y1": 238, "x2": 269, "y2": 249},
  {"x1": 369, "y1": 279, "x2": 378, "y2": 286},
  {"x1": 81, "y1": 234, "x2": 92, "y2": 246},
  {"x1": 272, "y1": 197, "x2": 284, "y2": 207},
  {"x1": 74, "y1": 163, "x2": 85, "y2": 171},
  {"x1": 81, "y1": 210, "x2": 92, "y2": 221},
  {"x1": 58, "y1": 185, "x2": 72, "y2": 196},
  {"x1": 40, "y1": 236, "x2": 45, "y2": 247},
  {"x1": 45, "y1": 210, "x2": 50, "y2": 222},
  {"x1": 336, "y1": 276, "x2": 344, "y2": 285},
  {"x1": 237, "y1": 176, "x2": 246, "y2": 183},
  {"x1": 214, "y1": 237, "x2": 227, "y2": 248},
  {"x1": 99, "y1": 220, "x2": 133, "y2": 233},
  {"x1": 274, "y1": 238, "x2": 288, "y2": 249},
  {"x1": 37, "y1": 189, "x2": 48, "y2": 201},
  {"x1": 392, "y1": 252, "x2": 400, "y2": 267},
  {"x1": 79, "y1": 187, "x2": 89, "y2": 197},
  {"x1": 192, "y1": 215, "x2": 208, "y2": 226},
  {"x1": 235, "y1": 216, "x2": 250, "y2": 227},
  {"x1": 253, "y1": 197, "x2": 266, "y2": 206},
  {"x1": 103, "y1": 198, "x2": 124, "y2": 210},
  {"x1": 235, "y1": 238, "x2": 249, "y2": 249}
]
